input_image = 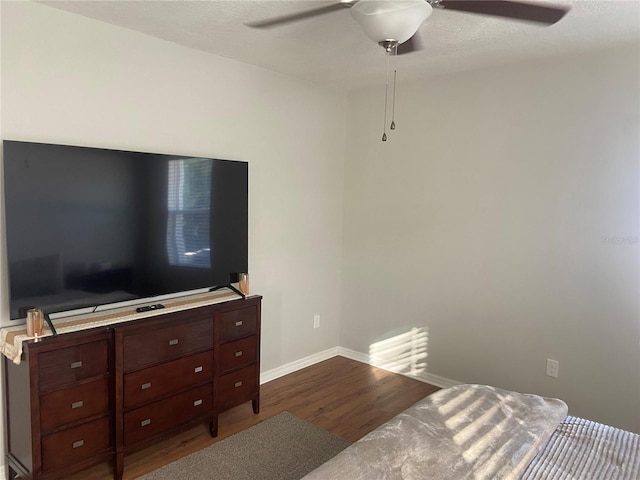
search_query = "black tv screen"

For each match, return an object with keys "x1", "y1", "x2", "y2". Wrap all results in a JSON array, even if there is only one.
[{"x1": 2, "y1": 140, "x2": 248, "y2": 320}]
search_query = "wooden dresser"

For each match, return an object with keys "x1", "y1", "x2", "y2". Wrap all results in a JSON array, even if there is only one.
[{"x1": 3, "y1": 295, "x2": 261, "y2": 480}]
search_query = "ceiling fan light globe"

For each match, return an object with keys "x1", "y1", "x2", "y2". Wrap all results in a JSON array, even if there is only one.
[{"x1": 350, "y1": 0, "x2": 432, "y2": 44}]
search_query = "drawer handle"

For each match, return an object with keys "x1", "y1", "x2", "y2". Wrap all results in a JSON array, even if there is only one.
[
  {"x1": 71, "y1": 401, "x2": 84, "y2": 409},
  {"x1": 235, "y1": 351, "x2": 243, "y2": 357},
  {"x1": 141, "y1": 419, "x2": 151, "y2": 427},
  {"x1": 193, "y1": 399, "x2": 203, "y2": 407},
  {"x1": 234, "y1": 381, "x2": 243, "y2": 388},
  {"x1": 70, "y1": 361, "x2": 83, "y2": 369},
  {"x1": 168, "y1": 339, "x2": 179, "y2": 346},
  {"x1": 194, "y1": 366, "x2": 203, "y2": 373},
  {"x1": 72, "y1": 440, "x2": 84, "y2": 449},
  {"x1": 141, "y1": 382, "x2": 152, "y2": 390},
  {"x1": 235, "y1": 321, "x2": 243, "y2": 327}
]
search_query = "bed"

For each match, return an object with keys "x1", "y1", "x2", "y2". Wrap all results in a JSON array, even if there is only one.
[{"x1": 303, "y1": 384, "x2": 639, "y2": 479}]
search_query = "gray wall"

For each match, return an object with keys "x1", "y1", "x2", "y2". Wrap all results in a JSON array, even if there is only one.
[{"x1": 341, "y1": 43, "x2": 640, "y2": 433}]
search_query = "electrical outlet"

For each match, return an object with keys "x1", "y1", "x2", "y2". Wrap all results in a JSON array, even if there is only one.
[
  {"x1": 313, "y1": 314, "x2": 320, "y2": 329},
  {"x1": 546, "y1": 359, "x2": 559, "y2": 378}
]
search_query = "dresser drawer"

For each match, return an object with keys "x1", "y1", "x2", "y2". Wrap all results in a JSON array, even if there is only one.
[
  {"x1": 39, "y1": 340, "x2": 109, "y2": 392},
  {"x1": 40, "y1": 378, "x2": 109, "y2": 431},
  {"x1": 217, "y1": 307, "x2": 258, "y2": 342},
  {"x1": 218, "y1": 364, "x2": 258, "y2": 411},
  {"x1": 41, "y1": 417, "x2": 111, "y2": 472},
  {"x1": 123, "y1": 317, "x2": 213, "y2": 371},
  {"x1": 218, "y1": 336, "x2": 257, "y2": 374},
  {"x1": 124, "y1": 384, "x2": 212, "y2": 446},
  {"x1": 124, "y1": 350, "x2": 213, "y2": 409}
]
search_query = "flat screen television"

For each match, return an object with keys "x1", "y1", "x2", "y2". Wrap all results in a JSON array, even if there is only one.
[{"x1": 2, "y1": 140, "x2": 248, "y2": 322}]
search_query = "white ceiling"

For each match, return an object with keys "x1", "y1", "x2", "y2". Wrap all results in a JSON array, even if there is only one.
[{"x1": 40, "y1": 0, "x2": 640, "y2": 90}]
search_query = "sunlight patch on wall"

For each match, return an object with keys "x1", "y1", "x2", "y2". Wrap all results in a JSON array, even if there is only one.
[{"x1": 368, "y1": 327, "x2": 428, "y2": 377}]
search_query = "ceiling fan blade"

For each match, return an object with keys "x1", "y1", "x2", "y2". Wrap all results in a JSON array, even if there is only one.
[
  {"x1": 247, "y1": 2, "x2": 353, "y2": 29},
  {"x1": 397, "y1": 35, "x2": 423, "y2": 55},
  {"x1": 437, "y1": 0, "x2": 569, "y2": 25}
]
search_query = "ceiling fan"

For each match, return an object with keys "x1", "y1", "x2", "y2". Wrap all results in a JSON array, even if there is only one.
[
  {"x1": 249, "y1": 0, "x2": 570, "y2": 141},
  {"x1": 248, "y1": 0, "x2": 570, "y2": 54}
]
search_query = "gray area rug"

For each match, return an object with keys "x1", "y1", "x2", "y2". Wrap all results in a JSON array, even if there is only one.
[{"x1": 138, "y1": 412, "x2": 351, "y2": 480}]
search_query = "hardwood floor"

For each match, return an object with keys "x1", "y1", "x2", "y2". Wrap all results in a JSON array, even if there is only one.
[{"x1": 68, "y1": 356, "x2": 440, "y2": 480}]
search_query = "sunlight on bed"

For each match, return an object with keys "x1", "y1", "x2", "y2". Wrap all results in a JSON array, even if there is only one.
[
  {"x1": 433, "y1": 387, "x2": 544, "y2": 479},
  {"x1": 369, "y1": 332, "x2": 535, "y2": 478},
  {"x1": 368, "y1": 327, "x2": 428, "y2": 377}
]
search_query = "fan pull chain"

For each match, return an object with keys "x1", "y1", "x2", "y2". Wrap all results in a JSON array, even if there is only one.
[
  {"x1": 382, "y1": 51, "x2": 390, "y2": 142},
  {"x1": 390, "y1": 46, "x2": 397, "y2": 130},
  {"x1": 390, "y1": 69, "x2": 397, "y2": 130},
  {"x1": 382, "y1": 81, "x2": 388, "y2": 142}
]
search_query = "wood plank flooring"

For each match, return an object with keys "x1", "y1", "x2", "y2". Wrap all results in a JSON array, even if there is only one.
[{"x1": 68, "y1": 356, "x2": 440, "y2": 480}]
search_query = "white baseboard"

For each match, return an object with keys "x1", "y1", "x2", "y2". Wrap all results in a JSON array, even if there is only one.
[
  {"x1": 260, "y1": 346, "x2": 340, "y2": 384},
  {"x1": 337, "y1": 347, "x2": 462, "y2": 389},
  {"x1": 259, "y1": 345, "x2": 461, "y2": 390}
]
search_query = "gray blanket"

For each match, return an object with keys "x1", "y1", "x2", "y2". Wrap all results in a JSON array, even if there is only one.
[{"x1": 303, "y1": 384, "x2": 568, "y2": 479}]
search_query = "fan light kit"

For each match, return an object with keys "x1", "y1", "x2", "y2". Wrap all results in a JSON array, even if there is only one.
[
  {"x1": 350, "y1": 0, "x2": 433, "y2": 45},
  {"x1": 249, "y1": 0, "x2": 570, "y2": 141}
]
